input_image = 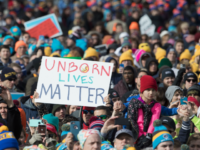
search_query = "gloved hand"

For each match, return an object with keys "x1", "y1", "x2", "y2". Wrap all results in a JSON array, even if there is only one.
[
  {"x1": 29, "y1": 133, "x2": 42, "y2": 144},
  {"x1": 136, "y1": 134, "x2": 152, "y2": 149}
]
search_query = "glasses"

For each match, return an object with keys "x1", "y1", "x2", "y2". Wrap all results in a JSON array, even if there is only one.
[
  {"x1": 186, "y1": 79, "x2": 196, "y2": 83},
  {"x1": 8, "y1": 78, "x2": 16, "y2": 82},
  {"x1": 96, "y1": 115, "x2": 107, "y2": 120},
  {"x1": 83, "y1": 110, "x2": 94, "y2": 115}
]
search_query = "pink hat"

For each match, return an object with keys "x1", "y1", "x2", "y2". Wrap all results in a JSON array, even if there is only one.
[{"x1": 135, "y1": 49, "x2": 146, "y2": 62}]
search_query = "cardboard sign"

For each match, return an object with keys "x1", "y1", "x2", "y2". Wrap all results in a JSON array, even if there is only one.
[
  {"x1": 35, "y1": 57, "x2": 113, "y2": 107},
  {"x1": 139, "y1": 14, "x2": 155, "y2": 37},
  {"x1": 11, "y1": 93, "x2": 25, "y2": 100},
  {"x1": 24, "y1": 14, "x2": 62, "y2": 39}
]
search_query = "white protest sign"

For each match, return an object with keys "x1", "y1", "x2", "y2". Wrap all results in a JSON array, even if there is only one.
[
  {"x1": 35, "y1": 57, "x2": 113, "y2": 107},
  {"x1": 139, "y1": 14, "x2": 155, "y2": 37}
]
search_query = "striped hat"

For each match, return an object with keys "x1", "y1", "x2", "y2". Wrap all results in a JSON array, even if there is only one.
[
  {"x1": 89, "y1": 116, "x2": 104, "y2": 131},
  {"x1": 152, "y1": 120, "x2": 174, "y2": 149}
]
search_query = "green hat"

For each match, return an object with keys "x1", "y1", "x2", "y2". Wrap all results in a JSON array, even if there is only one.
[
  {"x1": 121, "y1": 40, "x2": 131, "y2": 48},
  {"x1": 52, "y1": 104, "x2": 66, "y2": 115},
  {"x1": 158, "y1": 58, "x2": 172, "y2": 69}
]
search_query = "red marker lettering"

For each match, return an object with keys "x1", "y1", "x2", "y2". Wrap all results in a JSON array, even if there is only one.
[
  {"x1": 92, "y1": 64, "x2": 99, "y2": 74},
  {"x1": 68, "y1": 62, "x2": 78, "y2": 72},
  {"x1": 57, "y1": 61, "x2": 66, "y2": 72},
  {"x1": 45, "y1": 59, "x2": 55, "y2": 71},
  {"x1": 101, "y1": 66, "x2": 111, "y2": 76}
]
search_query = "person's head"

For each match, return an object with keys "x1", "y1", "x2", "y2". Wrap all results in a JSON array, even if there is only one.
[
  {"x1": 187, "y1": 84, "x2": 200, "y2": 103},
  {"x1": 66, "y1": 105, "x2": 78, "y2": 115},
  {"x1": 160, "y1": 116, "x2": 176, "y2": 137},
  {"x1": 78, "y1": 129, "x2": 101, "y2": 150},
  {"x1": 184, "y1": 72, "x2": 198, "y2": 89},
  {"x1": 82, "y1": 107, "x2": 95, "y2": 124},
  {"x1": 52, "y1": 105, "x2": 66, "y2": 120},
  {"x1": 187, "y1": 133, "x2": 200, "y2": 150},
  {"x1": 175, "y1": 40, "x2": 184, "y2": 55},
  {"x1": 89, "y1": 116, "x2": 104, "y2": 131},
  {"x1": 14, "y1": 41, "x2": 27, "y2": 57},
  {"x1": 160, "y1": 30, "x2": 169, "y2": 46},
  {"x1": 173, "y1": 139, "x2": 181, "y2": 150},
  {"x1": 114, "y1": 129, "x2": 135, "y2": 150},
  {"x1": 0, "y1": 100, "x2": 8, "y2": 119},
  {"x1": 151, "y1": 32, "x2": 161, "y2": 44},
  {"x1": 180, "y1": 22, "x2": 189, "y2": 34},
  {"x1": 153, "y1": 120, "x2": 174, "y2": 150},
  {"x1": 22, "y1": 32, "x2": 30, "y2": 43},
  {"x1": 0, "y1": 45, "x2": 10, "y2": 60},
  {"x1": 119, "y1": 32, "x2": 129, "y2": 44},
  {"x1": 67, "y1": 34, "x2": 76, "y2": 48},
  {"x1": 121, "y1": 40, "x2": 131, "y2": 53},
  {"x1": 145, "y1": 58, "x2": 158, "y2": 75},
  {"x1": 94, "y1": 106, "x2": 111, "y2": 121},
  {"x1": 166, "y1": 48, "x2": 176, "y2": 63},
  {"x1": 21, "y1": 55, "x2": 29, "y2": 67},
  {"x1": 116, "y1": 23, "x2": 123, "y2": 33},
  {"x1": 9, "y1": 63, "x2": 22, "y2": 84},
  {"x1": 1, "y1": 67, "x2": 17, "y2": 90},
  {"x1": 162, "y1": 68, "x2": 175, "y2": 87},
  {"x1": 135, "y1": 69, "x2": 148, "y2": 90},
  {"x1": 123, "y1": 66, "x2": 135, "y2": 84},
  {"x1": 0, "y1": 129, "x2": 19, "y2": 150},
  {"x1": 105, "y1": 57, "x2": 117, "y2": 73},
  {"x1": 165, "y1": 86, "x2": 183, "y2": 104},
  {"x1": 84, "y1": 47, "x2": 99, "y2": 61},
  {"x1": 140, "y1": 75, "x2": 157, "y2": 101},
  {"x1": 156, "y1": 87, "x2": 170, "y2": 107},
  {"x1": 18, "y1": 128, "x2": 26, "y2": 146}
]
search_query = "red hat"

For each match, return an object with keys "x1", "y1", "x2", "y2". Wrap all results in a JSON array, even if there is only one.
[
  {"x1": 188, "y1": 97, "x2": 200, "y2": 107},
  {"x1": 46, "y1": 123, "x2": 58, "y2": 135},
  {"x1": 140, "y1": 75, "x2": 157, "y2": 93},
  {"x1": 82, "y1": 106, "x2": 95, "y2": 116}
]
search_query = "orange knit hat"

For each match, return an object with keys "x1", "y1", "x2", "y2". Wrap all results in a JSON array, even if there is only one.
[
  {"x1": 129, "y1": 22, "x2": 139, "y2": 30},
  {"x1": 14, "y1": 41, "x2": 27, "y2": 52}
]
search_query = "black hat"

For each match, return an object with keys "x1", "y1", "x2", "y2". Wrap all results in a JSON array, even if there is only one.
[
  {"x1": 108, "y1": 89, "x2": 120, "y2": 99},
  {"x1": 184, "y1": 72, "x2": 197, "y2": 83},
  {"x1": 187, "y1": 84, "x2": 200, "y2": 96},
  {"x1": 160, "y1": 116, "x2": 176, "y2": 131},
  {"x1": 68, "y1": 34, "x2": 77, "y2": 43},
  {"x1": 32, "y1": 57, "x2": 42, "y2": 72},
  {"x1": 162, "y1": 68, "x2": 175, "y2": 81},
  {"x1": 1, "y1": 67, "x2": 17, "y2": 82}
]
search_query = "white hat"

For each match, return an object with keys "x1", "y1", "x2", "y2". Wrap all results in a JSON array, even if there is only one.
[
  {"x1": 160, "y1": 30, "x2": 169, "y2": 38},
  {"x1": 119, "y1": 32, "x2": 129, "y2": 39},
  {"x1": 72, "y1": 26, "x2": 81, "y2": 32}
]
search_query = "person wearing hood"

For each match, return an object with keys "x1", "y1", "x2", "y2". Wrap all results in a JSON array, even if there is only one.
[
  {"x1": 107, "y1": 43, "x2": 119, "y2": 54},
  {"x1": 166, "y1": 47, "x2": 178, "y2": 68},
  {"x1": 134, "y1": 49, "x2": 151, "y2": 68},
  {"x1": 105, "y1": 57, "x2": 122, "y2": 89},
  {"x1": 2, "y1": 35, "x2": 15, "y2": 55},
  {"x1": 145, "y1": 57, "x2": 159, "y2": 78},
  {"x1": 114, "y1": 66, "x2": 136, "y2": 98}
]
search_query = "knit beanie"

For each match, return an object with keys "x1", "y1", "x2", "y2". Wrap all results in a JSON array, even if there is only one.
[
  {"x1": 89, "y1": 116, "x2": 104, "y2": 131},
  {"x1": 165, "y1": 86, "x2": 183, "y2": 102},
  {"x1": 52, "y1": 105, "x2": 66, "y2": 116},
  {"x1": 191, "y1": 63, "x2": 199, "y2": 73},
  {"x1": 140, "y1": 75, "x2": 157, "y2": 93},
  {"x1": 3, "y1": 35, "x2": 15, "y2": 44},
  {"x1": 151, "y1": 33, "x2": 161, "y2": 41},
  {"x1": 183, "y1": 72, "x2": 197, "y2": 83},
  {"x1": 0, "y1": 130, "x2": 19, "y2": 150},
  {"x1": 51, "y1": 39, "x2": 64, "y2": 52},
  {"x1": 119, "y1": 50, "x2": 134, "y2": 65},
  {"x1": 43, "y1": 113, "x2": 59, "y2": 132},
  {"x1": 129, "y1": 22, "x2": 139, "y2": 30},
  {"x1": 10, "y1": 26, "x2": 21, "y2": 37},
  {"x1": 14, "y1": 40, "x2": 27, "y2": 52},
  {"x1": 44, "y1": 47, "x2": 52, "y2": 56},
  {"x1": 61, "y1": 124, "x2": 70, "y2": 143},
  {"x1": 166, "y1": 47, "x2": 176, "y2": 56},
  {"x1": 180, "y1": 49, "x2": 191, "y2": 61},
  {"x1": 162, "y1": 68, "x2": 175, "y2": 81},
  {"x1": 78, "y1": 129, "x2": 102, "y2": 149},
  {"x1": 158, "y1": 58, "x2": 172, "y2": 69},
  {"x1": 155, "y1": 47, "x2": 166, "y2": 63},
  {"x1": 83, "y1": 47, "x2": 99, "y2": 60},
  {"x1": 188, "y1": 97, "x2": 200, "y2": 107},
  {"x1": 101, "y1": 141, "x2": 114, "y2": 150},
  {"x1": 152, "y1": 120, "x2": 174, "y2": 149},
  {"x1": 187, "y1": 84, "x2": 200, "y2": 96},
  {"x1": 61, "y1": 49, "x2": 70, "y2": 57},
  {"x1": 1, "y1": 67, "x2": 17, "y2": 82},
  {"x1": 138, "y1": 43, "x2": 151, "y2": 53},
  {"x1": 121, "y1": 40, "x2": 131, "y2": 48}
]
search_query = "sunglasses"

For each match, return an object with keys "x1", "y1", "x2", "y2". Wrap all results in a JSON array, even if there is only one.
[
  {"x1": 83, "y1": 110, "x2": 94, "y2": 115},
  {"x1": 96, "y1": 115, "x2": 107, "y2": 120},
  {"x1": 8, "y1": 78, "x2": 16, "y2": 82},
  {"x1": 186, "y1": 79, "x2": 196, "y2": 83}
]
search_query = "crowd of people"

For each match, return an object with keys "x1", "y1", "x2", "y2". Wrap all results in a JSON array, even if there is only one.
[{"x1": 1, "y1": 0, "x2": 200, "y2": 150}]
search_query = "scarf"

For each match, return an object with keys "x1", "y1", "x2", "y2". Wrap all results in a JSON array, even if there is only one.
[{"x1": 128, "y1": 97, "x2": 156, "y2": 133}]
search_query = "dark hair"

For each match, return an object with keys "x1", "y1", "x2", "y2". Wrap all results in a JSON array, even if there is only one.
[
  {"x1": 62, "y1": 115, "x2": 79, "y2": 124},
  {"x1": 130, "y1": 37, "x2": 139, "y2": 48},
  {"x1": 94, "y1": 106, "x2": 111, "y2": 117},
  {"x1": 156, "y1": 87, "x2": 169, "y2": 107},
  {"x1": 175, "y1": 39, "x2": 184, "y2": 45},
  {"x1": 84, "y1": 57, "x2": 94, "y2": 61},
  {"x1": 189, "y1": 26, "x2": 197, "y2": 35},
  {"x1": 116, "y1": 23, "x2": 122, "y2": 27},
  {"x1": 174, "y1": 139, "x2": 181, "y2": 148},
  {"x1": 8, "y1": 63, "x2": 21, "y2": 70},
  {"x1": 71, "y1": 47, "x2": 84, "y2": 57},
  {"x1": 0, "y1": 45, "x2": 10, "y2": 52}
]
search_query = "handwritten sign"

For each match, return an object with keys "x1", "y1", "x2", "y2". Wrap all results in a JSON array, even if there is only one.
[
  {"x1": 24, "y1": 14, "x2": 62, "y2": 39},
  {"x1": 35, "y1": 57, "x2": 113, "y2": 107},
  {"x1": 139, "y1": 14, "x2": 155, "y2": 37}
]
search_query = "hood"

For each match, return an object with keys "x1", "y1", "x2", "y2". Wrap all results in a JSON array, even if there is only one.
[
  {"x1": 122, "y1": 65, "x2": 137, "y2": 89},
  {"x1": 138, "y1": 52, "x2": 151, "y2": 68},
  {"x1": 105, "y1": 57, "x2": 118, "y2": 73},
  {"x1": 145, "y1": 57, "x2": 158, "y2": 76}
]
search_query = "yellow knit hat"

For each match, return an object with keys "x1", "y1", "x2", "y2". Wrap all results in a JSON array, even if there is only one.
[
  {"x1": 50, "y1": 52, "x2": 61, "y2": 57},
  {"x1": 119, "y1": 50, "x2": 134, "y2": 65},
  {"x1": 180, "y1": 49, "x2": 191, "y2": 61},
  {"x1": 138, "y1": 43, "x2": 151, "y2": 53},
  {"x1": 44, "y1": 47, "x2": 52, "y2": 56},
  {"x1": 84, "y1": 47, "x2": 99, "y2": 60},
  {"x1": 155, "y1": 47, "x2": 166, "y2": 63},
  {"x1": 190, "y1": 62, "x2": 199, "y2": 73}
]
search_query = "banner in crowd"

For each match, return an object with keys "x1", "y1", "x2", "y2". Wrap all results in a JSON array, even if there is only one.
[
  {"x1": 139, "y1": 14, "x2": 155, "y2": 37},
  {"x1": 35, "y1": 57, "x2": 113, "y2": 107},
  {"x1": 24, "y1": 14, "x2": 62, "y2": 40}
]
